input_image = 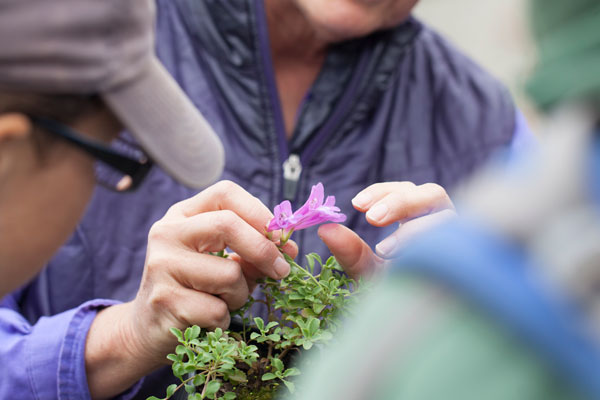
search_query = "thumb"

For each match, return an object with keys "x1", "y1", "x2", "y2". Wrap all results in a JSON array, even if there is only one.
[{"x1": 318, "y1": 224, "x2": 383, "y2": 280}]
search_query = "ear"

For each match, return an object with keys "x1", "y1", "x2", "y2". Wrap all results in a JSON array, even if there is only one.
[{"x1": 0, "y1": 113, "x2": 32, "y2": 144}]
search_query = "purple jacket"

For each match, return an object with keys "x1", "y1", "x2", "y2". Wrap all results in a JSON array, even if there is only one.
[{"x1": 0, "y1": 1, "x2": 534, "y2": 398}]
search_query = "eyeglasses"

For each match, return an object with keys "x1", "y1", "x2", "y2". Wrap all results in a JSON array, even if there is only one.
[{"x1": 29, "y1": 115, "x2": 153, "y2": 192}]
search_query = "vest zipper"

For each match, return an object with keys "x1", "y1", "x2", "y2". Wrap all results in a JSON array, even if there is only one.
[
  {"x1": 283, "y1": 153, "x2": 302, "y2": 200},
  {"x1": 255, "y1": 0, "x2": 370, "y2": 206}
]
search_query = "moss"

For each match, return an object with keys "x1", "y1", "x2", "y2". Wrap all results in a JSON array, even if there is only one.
[{"x1": 234, "y1": 385, "x2": 277, "y2": 400}]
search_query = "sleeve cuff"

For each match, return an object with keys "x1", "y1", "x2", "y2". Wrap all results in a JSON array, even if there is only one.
[{"x1": 27, "y1": 299, "x2": 144, "y2": 400}]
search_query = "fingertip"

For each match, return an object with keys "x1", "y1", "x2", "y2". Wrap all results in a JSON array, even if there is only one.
[
  {"x1": 281, "y1": 239, "x2": 299, "y2": 260},
  {"x1": 274, "y1": 257, "x2": 291, "y2": 279},
  {"x1": 365, "y1": 203, "x2": 389, "y2": 225},
  {"x1": 351, "y1": 191, "x2": 372, "y2": 211}
]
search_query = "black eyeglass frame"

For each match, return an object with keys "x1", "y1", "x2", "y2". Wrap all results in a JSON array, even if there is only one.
[{"x1": 29, "y1": 115, "x2": 153, "y2": 191}]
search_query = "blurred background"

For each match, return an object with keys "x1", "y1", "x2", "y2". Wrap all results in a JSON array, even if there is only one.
[{"x1": 414, "y1": 0, "x2": 543, "y2": 132}]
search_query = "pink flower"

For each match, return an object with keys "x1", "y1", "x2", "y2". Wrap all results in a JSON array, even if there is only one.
[{"x1": 267, "y1": 183, "x2": 346, "y2": 241}]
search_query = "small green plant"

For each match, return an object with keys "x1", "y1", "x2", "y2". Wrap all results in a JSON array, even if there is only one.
[
  {"x1": 148, "y1": 253, "x2": 361, "y2": 400},
  {"x1": 149, "y1": 182, "x2": 363, "y2": 399}
]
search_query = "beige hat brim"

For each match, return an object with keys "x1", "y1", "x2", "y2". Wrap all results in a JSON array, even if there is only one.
[{"x1": 102, "y1": 57, "x2": 224, "y2": 189}]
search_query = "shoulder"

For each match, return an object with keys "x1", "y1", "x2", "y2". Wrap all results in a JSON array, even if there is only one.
[
  {"x1": 410, "y1": 22, "x2": 510, "y2": 102},
  {"x1": 396, "y1": 20, "x2": 517, "y2": 150}
]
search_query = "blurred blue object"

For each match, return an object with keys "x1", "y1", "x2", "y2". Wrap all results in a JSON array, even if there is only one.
[{"x1": 393, "y1": 131, "x2": 600, "y2": 398}]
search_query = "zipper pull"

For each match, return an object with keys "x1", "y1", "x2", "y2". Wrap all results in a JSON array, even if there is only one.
[{"x1": 283, "y1": 153, "x2": 302, "y2": 200}]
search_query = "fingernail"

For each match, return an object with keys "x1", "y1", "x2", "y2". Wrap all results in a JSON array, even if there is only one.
[
  {"x1": 376, "y1": 235, "x2": 398, "y2": 257},
  {"x1": 367, "y1": 203, "x2": 388, "y2": 222},
  {"x1": 352, "y1": 192, "x2": 372, "y2": 208},
  {"x1": 274, "y1": 257, "x2": 290, "y2": 279}
]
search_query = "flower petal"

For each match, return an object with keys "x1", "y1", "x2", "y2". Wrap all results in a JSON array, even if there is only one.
[{"x1": 268, "y1": 183, "x2": 346, "y2": 233}]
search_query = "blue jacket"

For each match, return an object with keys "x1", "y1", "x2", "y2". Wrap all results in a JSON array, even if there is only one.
[{"x1": 1, "y1": 1, "x2": 533, "y2": 398}]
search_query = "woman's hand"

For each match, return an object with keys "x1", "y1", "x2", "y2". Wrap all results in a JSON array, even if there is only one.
[
  {"x1": 319, "y1": 182, "x2": 456, "y2": 279},
  {"x1": 84, "y1": 180, "x2": 296, "y2": 399}
]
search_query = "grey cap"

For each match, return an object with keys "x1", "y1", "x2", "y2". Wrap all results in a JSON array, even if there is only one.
[{"x1": 0, "y1": 0, "x2": 224, "y2": 188}]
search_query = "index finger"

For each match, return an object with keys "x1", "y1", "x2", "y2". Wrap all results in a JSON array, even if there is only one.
[
  {"x1": 179, "y1": 210, "x2": 291, "y2": 280},
  {"x1": 352, "y1": 182, "x2": 454, "y2": 227},
  {"x1": 169, "y1": 180, "x2": 274, "y2": 233}
]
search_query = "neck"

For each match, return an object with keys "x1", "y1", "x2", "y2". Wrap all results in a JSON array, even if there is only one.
[
  {"x1": 264, "y1": 0, "x2": 328, "y2": 62},
  {"x1": 263, "y1": 0, "x2": 329, "y2": 136}
]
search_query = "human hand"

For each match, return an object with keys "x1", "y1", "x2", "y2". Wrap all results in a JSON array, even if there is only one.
[
  {"x1": 352, "y1": 182, "x2": 456, "y2": 257},
  {"x1": 85, "y1": 181, "x2": 297, "y2": 398},
  {"x1": 319, "y1": 182, "x2": 456, "y2": 279}
]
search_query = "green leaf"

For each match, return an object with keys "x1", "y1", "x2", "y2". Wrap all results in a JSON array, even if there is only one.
[
  {"x1": 320, "y1": 268, "x2": 332, "y2": 282},
  {"x1": 308, "y1": 317, "x2": 320, "y2": 336},
  {"x1": 185, "y1": 383, "x2": 196, "y2": 394},
  {"x1": 302, "y1": 340, "x2": 313, "y2": 350},
  {"x1": 146, "y1": 397, "x2": 162, "y2": 400},
  {"x1": 312, "y1": 303, "x2": 326, "y2": 314},
  {"x1": 265, "y1": 321, "x2": 279, "y2": 331},
  {"x1": 204, "y1": 380, "x2": 221, "y2": 397},
  {"x1": 261, "y1": 373, "x2": 277, "y2": 381},
  {"x1": 166, "y1": 383, "x2": 177, "y2": 397},
  {"x1": 282, "y1": 379, "x2": 296, "y2": 393},
  {"x1": 311, "y1": 253, "x2": 323, "y2": 266},
  {"x1": 166, "y1": 354, "x2": 179, "y2": 363},
  {"x1": 249, "y1": 332, "x2": 260, "y2": 340},
  {"x1": 184, "y1": 348, "x2": 196, "y2": 362},
  {"x1": 172, "y1": 363, "x2": 186, "y2": 379},
  {"x1": 190, "y1": 325, "x2": 201, "y2": 340},
  {"x1": 223, "y1": 392, "x2": 237, "y2": 400},
  {"x1": 271, "y1": 357, "x2": 284, "y2": 372},
  {"x1": 218, "y1": 362, "x2": 234, "y2": 371},
  {"x1": 225, "y1": 369, "x2": 247, "y2": 383},
  {"x1": 306, "y1": 254, "x2": 315, "y2": 274},
  {"x1": 184, "y1": 327, "x2": 193, "y2": 341},
  {"x1": 283, "y1": 367, "x2": 301, "y2": 377},
  {"x1": 253, "y1": 317, "x2": 265, "y2": 331},
  {"x1": 170, "y1": 327, "x2": 184, "y2": 342},
  {"x1": 213, "y1": 328, "x2": 223, "y2": 340},
  {"x1": 266, "y1": 334, "x2": 281, "y2": 341},
  {"x1": 184, "y1": 364, "x2": 198, "y2": 373},
  {"x1": 193, "y1": 374, "x2": 206, "y2": 386}
]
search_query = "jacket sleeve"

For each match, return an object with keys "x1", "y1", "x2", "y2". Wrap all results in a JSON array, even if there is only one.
[{"x1": 0, "y1": 297, "x2": 143, "y2": 400}]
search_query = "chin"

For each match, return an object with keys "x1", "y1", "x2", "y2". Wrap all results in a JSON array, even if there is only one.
[{"x1": 295, "y1": 0, "x2": 416, "y2": 42}]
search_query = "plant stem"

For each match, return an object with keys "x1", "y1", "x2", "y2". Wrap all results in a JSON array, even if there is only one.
[
  {"x1": 267, "y1": 341, "x2": 274, "y2": 360},
  {"x1": 201, "y1": 372, "x2": 212, "y2": 399},
  {"x1": 277, "y1": 346, "x2": 299, "y2": 361},
  {"x1": 166, "y1": 375, "x2": 196, "y2": 399}
]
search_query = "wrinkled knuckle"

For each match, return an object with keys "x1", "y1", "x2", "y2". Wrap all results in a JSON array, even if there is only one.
[
  {"x1": 148, "y1": 220, "x2": 175, "y2": 244},
  {"x1": 209, "y1": 300, "x2": 230, "y2": 328},
  {"x1": 215, "y1": 180, "x2": 240, "y2": 197},
  {"x1": 398, "y1": 181, "x2": 416, "y2": 189},
  {"x1": 166, "y1": 202, "x2": 184, "y2": 215},
  {"x1": 146, "y1": 284, "x2": 175, "y2": 311},
  {"x1": 231, "y1": 291, "x2": 249, "y2": 311},
  {"x1": 423, "y1": 183, "x2": 447, "y2": 199},
  {"x1": 220, "y1": 262, "x2": 244, "y2": 287},
  {"x1": 256, "y1": 239, "x2": 277, "y2": 262},
  {"x1": 213, "y1": 209, "x2": 238, "y2": 232},
  {"x1": 145, "y1": 252, "x2": 173, "y2": 276},
  {"x1": 148, "y1": 221, "x2": 165, "y2": 241}
]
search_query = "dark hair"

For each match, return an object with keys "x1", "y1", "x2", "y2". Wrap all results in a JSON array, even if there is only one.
[
  {"x1": 0, "y1": 93, "x2": 105, "y2": 157},
  {"x1": 0, "y1": 93, "x2": 104, "y2": 124}
]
